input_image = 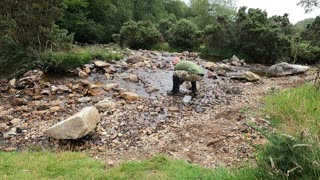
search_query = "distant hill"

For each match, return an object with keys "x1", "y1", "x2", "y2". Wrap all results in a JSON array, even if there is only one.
[{"x1": 293, "y1": 18, "x2": 315, "y2": 33}]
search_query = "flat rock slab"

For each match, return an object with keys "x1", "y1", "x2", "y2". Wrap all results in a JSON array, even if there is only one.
[{"x1": 45, "y1": 106, "x2": 101, "y2": 139}]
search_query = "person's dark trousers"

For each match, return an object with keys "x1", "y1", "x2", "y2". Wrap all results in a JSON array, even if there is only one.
[
  {"x1": 171, "y1": 74, "x2": 181, "y2": 94},
  {"x1": 191, "y1": 81, "x2": 197, "y2": 95}
]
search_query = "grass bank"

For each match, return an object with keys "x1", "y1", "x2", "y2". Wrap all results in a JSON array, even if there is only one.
[{"x1": 0, "y1": 152, "x2": 245, "y2": 179}]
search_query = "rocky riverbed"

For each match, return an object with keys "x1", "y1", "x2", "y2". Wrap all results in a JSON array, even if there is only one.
[{"x1": 0, "y1": 50, "x2": 313, "y2": 168}]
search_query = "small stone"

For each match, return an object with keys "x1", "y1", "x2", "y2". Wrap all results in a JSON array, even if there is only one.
[
  {"x1": 50, "y1": 106, "x2": 60, "y2": 112},
  {"x1": 77, "y1": 97, "x2": 91, "y2": 103},
  {"x1": 120, "y1": 92, "x2": 139, "y2": 101},
  {"x1": 11, "y1": 98, "x2": 28, "y2": 106},
  {"x1": 0, "y1": 123, "x2": 9, "y2": 131},
  {"x1": 88, "y1": 89, "x2": 105, "y2": 96},
  {"x1": 168, "y1": 106, "x2": 179, "y2": 112},
  {"x1": 94, "y1": 61, "x2": 110, "y2": 68},
  {"x1": 128, "y1": 74, "x2": 139, "y2": 83},
  {"x1": 10, "y1": 118, "x2": 21, "y2": 127},
  {"x1": 95, "y1": 98, "x2": 117, "y2": 111},
  {"x1": 103, "y1": 83, "x2": 119, "y2": 91},
  {"x1": 78, "y1": 71, "x2": 89, "y2": 78},
  {"x1": 182, "y1": 95, "x2": 192, "y2": 104}
]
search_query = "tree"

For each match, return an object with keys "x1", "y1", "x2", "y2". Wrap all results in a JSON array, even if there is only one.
[
  {"x1": 119, "y1": 20, "x2": 162, "y2": 49},
  {"x1": 168, "y1": 19, "x2": 198, "y2": 49},
  {"x1": 298, "y1": 0, "x2": 320, "y2": 12},
  {"x1": 235, "y1": 7, "x2": 293, "y2": 64}
]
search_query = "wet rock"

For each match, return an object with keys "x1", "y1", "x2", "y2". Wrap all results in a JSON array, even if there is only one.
[
  {"x1": 94, "y1": 61, "x2": 110, "y2": 68},
  {"x1": 77, "y1": 97, "x2": 91, "y2": 103},
  {"x1": 95, "y1": 98, "x2": 117, "y2": 111},
  {"x1": 267, "y1": 62, "x2": 310, "y2": 77},
  {"x1": 103, "y1": 83, "x2": 119, "y2": 91},
  {"x1": 78, "y1": 71, "x2": 89, "y2": 78},
  {"x1": 120, "y1": 92, "x2": 139, "y2": 101},
  {"x1": 11, "y1": 98, "x2": 28, "y2": 106},
  {"x1": 168, "y1": 106, "x2": 179, "y2": 112},
  {"x1": 127, "y1": 55, "x2": 146, "y2": 64},
  {"x1": 45, "y1": 106, "x2": 101, "y2": 139}
]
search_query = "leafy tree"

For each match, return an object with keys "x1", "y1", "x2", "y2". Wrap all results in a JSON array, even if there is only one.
[
  {"x1": 163, "y1": 0, "x2": 189, "y2": 19},
  {"x1": 168, "y1": 19, "x2": 198, "y2": 49},
  {"x1": 0, "y1": 0, "x2": 72, "y2": 75},
  {"x1": 302, "y1": 16, "x2": 320, "y2": 46},
  {"x1": 119, "y1": 20, "x2": 162, "y2": 49},
  {"x1": 132, "y1": 0, "x2": 167, "y2": 22},
  {"x1": 298, "y1": 0, "x2": 320, "y2": 12},
  {"x1": 235, "y1": 7, "x2": 293, "y2": 64}
]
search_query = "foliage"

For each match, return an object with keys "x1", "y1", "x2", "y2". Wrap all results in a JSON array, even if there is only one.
[
  {"x1": 235, "y1": 7, "x2": 293, "y2": 64},
  {"x1": 293, "y1": 18, "x2": 315, "y2": 33},
  {"x1": 0, "y1": 0, "x2": 73, "y2": 76},
  {"x1": 39, "y1": 45, "x2": 123, "y2": 72},
  {"x1": 298, "y1": 0, "x2": 320, "y2": 13},
  {"x1": 294, "y1": 42, "x2": 320, "y2": 64},
  {"x1": 119, "y1": 20, "x2": 162, "y2": 49},
  {"x1": 168, "y1": 19, "x2": 199, "y2": 49},
  {"x1": 254, "y1": 133, "x2": 320, "y2": 179},
  {"x1": 301, "y1": 16, "x2": 320, "y2": 46}
]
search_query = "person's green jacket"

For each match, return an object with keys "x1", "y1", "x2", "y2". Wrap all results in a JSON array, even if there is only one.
[{"x1": 174, "y1": 60, "x2": 205, "y2": 75}]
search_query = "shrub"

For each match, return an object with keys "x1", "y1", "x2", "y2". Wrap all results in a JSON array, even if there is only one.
[
  {"x1": 119, "y1": 20, "x2": 162, "y2": 49},
  {"x1": 168, "y1": 19, "x2": 199, "y2": 49},
  {"x1": 254, "y1": 133, "x2": 320, "y2": 179}
]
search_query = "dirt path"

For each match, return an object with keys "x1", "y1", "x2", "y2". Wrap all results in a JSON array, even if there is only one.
[{"x1": 0, "y1": 50, "x2": 308, "y2": 168}]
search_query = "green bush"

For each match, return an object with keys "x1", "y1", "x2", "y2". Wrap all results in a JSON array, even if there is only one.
[
  {"x1": 254, "y1": 133, "x2": 320, "y2": 179},
  {"x1": 295, "y1": 43, "x2": 320, "y2": 64},
  {"x1": 168, "y1": 19, "x2": 199, "y2": 49},
  {"x1": 119, "y1": 20, "x2": 162, "y2": 49}
]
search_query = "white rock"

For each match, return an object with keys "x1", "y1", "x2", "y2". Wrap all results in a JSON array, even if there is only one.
[
  {"x1": 267, "y1": 62, "x2": 310, "y2": 77},
  {"x1": 45, "y1": 106, "x2": 101, "y2": 139}
]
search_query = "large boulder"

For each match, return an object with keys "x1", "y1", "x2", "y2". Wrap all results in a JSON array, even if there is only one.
[
  {"x1": 267, "y1": 62, "x2": 310, "y2": 77},
  {"x1": 45, "y1": 106, "x2": 101, "y2": 139}
]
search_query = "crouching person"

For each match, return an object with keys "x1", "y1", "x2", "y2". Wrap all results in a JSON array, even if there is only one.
[{"x1": 168, "y1": 57, "x2": 205, "y2": 96}]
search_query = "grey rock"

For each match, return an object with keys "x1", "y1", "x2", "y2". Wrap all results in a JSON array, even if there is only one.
[
  {"x1": 267, "y1": 62, "x2": 310, "y2": 77},
  {"x1": 95, "y1": 98, "x2": 117, "y2": 111},
  {"x1": 45, "y1": 106, "x2": 101, "y2": 139},
  {"x1": 77, "y1": 97, "x2": 91, "y2": 103},
  {"x1": 183, "y1": 95, "x2": 192, "y2": 104}
]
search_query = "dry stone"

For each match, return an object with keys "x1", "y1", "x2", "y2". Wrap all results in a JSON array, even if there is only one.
[
  {"x1": 267, "y1": 62, "x2": 310, "y2": 77},
  {"x1": 45, "y1": 106, "x2": 101, "y2": 139}
]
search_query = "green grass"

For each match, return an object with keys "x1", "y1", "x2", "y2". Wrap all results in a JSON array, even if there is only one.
[
  {"x1": 1, "y1": 152, "x2": 247, "y2": 179},
  {"x1": 105, "y1": 156, "x2": 244, "y2": 180},
  {"x1": 40, "y1": 45, "x2": 123, "y2": 72},
  {"x1": 0, "y1": 151, "x2": 107, "y2": 179},
  {"x1": 263, "y1": 84, "x2": 320, "y2": 136}
]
